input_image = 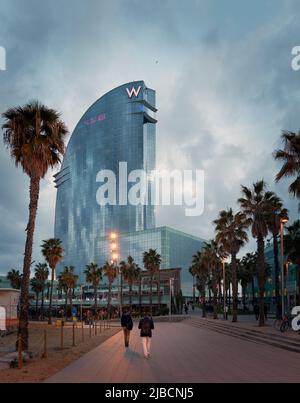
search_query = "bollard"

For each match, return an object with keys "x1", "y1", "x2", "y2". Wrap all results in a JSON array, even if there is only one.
[
  {"x1": 42, "y1": 329, "x2": 47, "y2": 359},
  {"x1": 72, "y1": 323, "x2": 76, "y2": 347},
  {"x1": 60, "y1": 322, "x2": 64, "y2": 349},
  {"x1": 18, "y1": 334, "x2": 23, "y2": 369}
]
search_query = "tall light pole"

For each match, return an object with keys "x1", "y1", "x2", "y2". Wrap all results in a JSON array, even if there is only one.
[
  {"x1": 109, "y1": 232, "x2": 121, "y2": 317},
  {"x1": 222, "y1": 260, "x2": 227, "y2": 320},
  {"x1": 169, "y1": 278, "x2": 174, "y2": 321},
  {"x1": 280, "y1": 217, "x2": 289, "y2": 318}
]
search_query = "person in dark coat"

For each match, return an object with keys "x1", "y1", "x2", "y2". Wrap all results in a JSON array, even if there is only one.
[
  {"x1": 138, "y1": 311, "x2": 154, "y2": 358},
  {"x1": 121, "y1": 309, "x2": 133, "y2": 348},
  {"x1": 254, "y1": 304, "x2": 259, "y2": 321}
]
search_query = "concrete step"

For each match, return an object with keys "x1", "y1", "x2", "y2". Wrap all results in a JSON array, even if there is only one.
[
  {"x1": 187, "y1": 319, "x2": 300, "y2": 354},
  {"x1": 189, "y1": 319, "x2": 300, "y2": 347}
]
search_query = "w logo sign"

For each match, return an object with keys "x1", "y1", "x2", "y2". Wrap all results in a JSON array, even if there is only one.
[{"x1": 126, "y1": 86, "x2": 141, "y2": 98}]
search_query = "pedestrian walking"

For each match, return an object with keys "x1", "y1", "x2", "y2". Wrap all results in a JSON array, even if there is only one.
[
  {"x1": 184, "y1": 304, "x2": 189, "y2": 314},
  {"x1": 138, "y1": 311, "x2": 154, "y2": 358},
  {"x1": 121, "y1": 309, "x2": 133, "y2": 348}
]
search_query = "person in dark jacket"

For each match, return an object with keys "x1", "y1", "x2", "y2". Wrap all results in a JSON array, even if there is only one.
[
  {"x1": 138, "y1": 311, "x2": 154, "y2": 358},
  {"x1": 121, "y1": 309, "x2": 133, "y2": 348}
]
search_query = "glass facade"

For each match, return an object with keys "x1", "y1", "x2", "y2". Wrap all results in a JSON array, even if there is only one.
[
  {"x1": 55, "y1": 81, "x2": 156, "y2": 276},
  {"x1": 54, "y1": 81, "x2": 205, "y2": 296}
]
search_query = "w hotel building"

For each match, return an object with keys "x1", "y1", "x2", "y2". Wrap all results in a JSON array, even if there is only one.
[{"x1": 54, "y1": 81, "x2": 204, "y2": 297}]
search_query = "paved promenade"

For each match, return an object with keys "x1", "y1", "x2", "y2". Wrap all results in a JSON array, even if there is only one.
[{"x1": 46, "y1": 319, "x2": 300, "y2": 383}]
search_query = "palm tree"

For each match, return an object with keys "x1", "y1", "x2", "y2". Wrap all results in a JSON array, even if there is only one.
[
  {"x1": 7, "y1": 269, "x2": 22, "y2": 290},
  {"x1": 237, "y1": 258, "x2": 253, "y2": 311},
  {"x1": 34, "y1": 263, "x2": 49, "y2": 320},
  {"x1": 58, "y1": 266, "x2": 78, "y2": 320},
  {"x1": 201, "y1": 241, "x2": 221, "y2": 319},
  {"x1": 189, "y1": 266, "x2": 197, "y2": 304},
  {"x1": 2, "y1": 101, "x2": 68, "y2": 349},
  {"x1": 266, "y1": 197, "x2": 289, "y2": 318},
  {"x1": 284, "y1": 220, "x2": 300, "y2": 304},
  {"x1": 121, "y1": 256, "x2": 141, "y2": 313},
  {"x1": 143, "y1": 249, "x2": 162, "y2": 315},
  {"x1": 191, "y1": 251, "x2": 208, "y2": 317},
  {"x1": 84, "y1": 263, "x2": 102, "y2": 310},
  {"x1": 214, "y1": 208, "x2": 250, "y2": 322},
  {"x1": 41, "y1": 238, "x2": 64, "y2": 324},
  {"x1": 274, "y1": 131, "x2": 300, "y2": 199},
  {"x1": 238, "y1": 180, "x2": 277, "y2": 326},
  {"x1": 103, "y1": 261, "x2": 117, "y2": 318},
  {"x1": 30, "y1": 277, "x2": 43, "y2": 318}
]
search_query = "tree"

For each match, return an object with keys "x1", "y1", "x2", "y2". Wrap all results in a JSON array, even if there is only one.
[
  {"x1": 238, "y1": 180, "x2": 277, "y2": 326},
  {"x1": 41, "y1": 238, "x2": 64, "y2": 324},
  {"x1": 191, "y1": 251, "x2": 208, "y2": 317},
  {"x1": 84, "y1": 263, "x2": 102, "y2": 311},
  {"x1": 7, "y1": 269, "x2": 22, "y2": 290},
  {"x1": 34, "y1": 263, "x2": 49, "y2": 320},
  {"x1": 2, "y1": 101, "x2": 68, "y2": 349},
  {"x1": 121, "y1": 256, "x2": 141, "y2": 313},
  {"x1": 103, "y1": 261, "x2": 117, "y2": 318},
  {"x1": 240, "y1": 253, "x2": 257, "y2": 307},
  {"x1": 284, "y1": 220, "x2": 300, "y2": 305},
  {"x1": 238, "y1": 258, "x2": 253, "y2": 311},
  {"x1": 274, "y1": 131, "x2": 300, "y2": 199},
  {"x1": 143, "y1": 249, "x2": 162, "y2": 316},
  {"x1": 214, "y1": 208, "x2": 250, "y2": 322},
  {"x1": 58, "y1": 266, "x2": 78, "y2": 320},
  {"x1": 266, "y1": 197, "x2": 289, "y2": 318},
  {"x1": 201, "y1": 241, "x2": 222, "y2": 320}
]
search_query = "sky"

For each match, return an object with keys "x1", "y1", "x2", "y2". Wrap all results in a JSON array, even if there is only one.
[{"x1": 0, "y1": 0, "x2": 300, "y2": 275}]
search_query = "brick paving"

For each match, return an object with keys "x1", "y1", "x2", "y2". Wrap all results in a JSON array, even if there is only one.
[{"x1": 46, "y1": 321, "x2": 300, "y2": 383}]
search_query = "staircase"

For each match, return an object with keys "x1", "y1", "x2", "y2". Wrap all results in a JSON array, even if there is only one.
[{"x1": 185, "y1": 318, "x2": 300, "y2": 354}]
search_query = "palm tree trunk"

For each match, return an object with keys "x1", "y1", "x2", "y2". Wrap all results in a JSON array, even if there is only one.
[
  {"x1": 18, "y1": 176, "x2": 40, "y2": 350},
  {"x1": 41, "y1": 289, "x2": 45, "y2": 320},
  {"x1": 257, "y1": 235, "x2": 266, "y2": 327},
  {"x1": 129, "y1": 284, "x2": 132, "y2": 313},
  {"x1": 158, "y1": 270, "x2": 161, "y2": 312},
  {"x1": 231, "y1": 253, "x2": 238, "y2": 323},
  {"x1": 48, "y1": 266, "x2": 55, "y2": 325},
  {"x1": 150, "y1": 277, "x2": 153, "y2": 316},
  {"x1": 108, "y1": 282, "x2": 112, "y2": 319},
  {"x1": 65, "y1": 292, "x2": 68, "y2": 320},
  {"x1": 273, "y1": 233, "x2": 281, "y2": 319},
  {"x1": 94, "y1": 286, "x2": 97, "y2": 311},
  {"x1": 139, "y1": 277, "x2": 142, "y2": 317},
  {"x1": 36, "y1": 293, "x2": 39, "y2": 319},
  {"x1": 70, "y1": 290, "x2": 73, "y2": 320}
]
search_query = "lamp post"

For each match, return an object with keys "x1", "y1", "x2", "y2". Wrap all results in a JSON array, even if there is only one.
[
  {"x1": 109, "y1": 232, "x2": 121, "y2": 317},
  {"x1": 222, "y1": 260, "x2": 227, "y2": 320},
  {"x1": 80, "y1": 285, "x2": 83, "y2": 322},
  {"x1": 280, "y1": 217, "x2": 289, "y2": 318},
  {"x1": 169, "y1": 278, "x2": 174, "y2": 321}
]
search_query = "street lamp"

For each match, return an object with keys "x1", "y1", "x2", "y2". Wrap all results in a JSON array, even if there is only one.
[
  {"x1": 169, "y1": 278, "x2": 174, "y2": 321},
  {"x1": 108, "y1": 232, "x2": 122, "y2": 317},
  {"x1": 222, "y1": 259, "x2": 227, "y2": 320},
  {"x1": 280, "y1": 217, "x2": 289, "y2": 318}
]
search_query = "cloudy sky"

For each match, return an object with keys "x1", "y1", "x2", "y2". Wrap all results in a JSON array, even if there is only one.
[{"x1": 0, "y1": 0, "x2": 300, "y2": 275}]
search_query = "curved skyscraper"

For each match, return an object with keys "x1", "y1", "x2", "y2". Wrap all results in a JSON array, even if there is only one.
[{"x1": 55, "y1": 81, "x2": 157, "y2": 277}]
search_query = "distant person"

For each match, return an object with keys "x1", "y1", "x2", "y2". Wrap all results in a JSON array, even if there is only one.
[
  {"x1": 254, "y1": 304, "x2": 259, "y2": 321},
  {"x1": 121, "y1": 309, "x2": 133, "y2": 348},
  {"x1": 184, "y1": 304, "x2": 189, "y2": 315},
  {"x1": 138, "y1": 311, "x2": 154, "y2": 358},
  {"x1": 224, "y1": 305, "x2": 228, "y2": 320},
  {"x1": 192, "y1": 304, "x2": 195, "y2": 312}
]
